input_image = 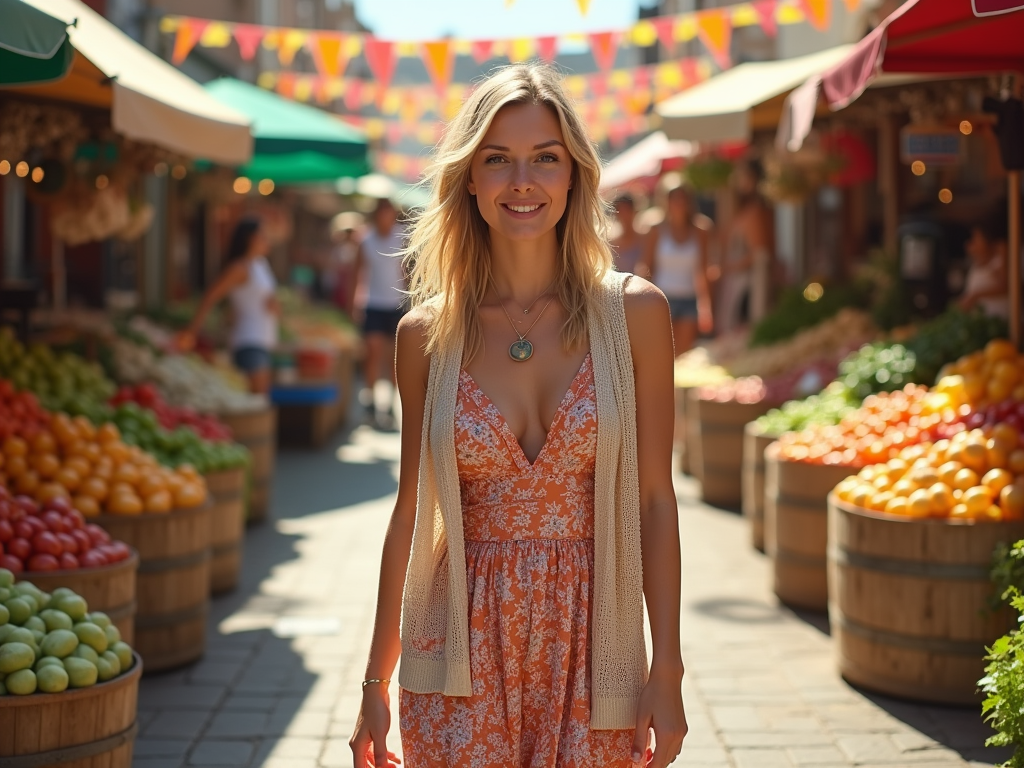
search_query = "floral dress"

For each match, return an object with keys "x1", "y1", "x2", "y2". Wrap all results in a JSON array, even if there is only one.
[{"x1": 399, "y1": 353, "x2": 635, "y2": 767}]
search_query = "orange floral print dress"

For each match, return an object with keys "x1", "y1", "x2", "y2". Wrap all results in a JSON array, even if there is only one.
[{"x1": 399, "y1": 353, "x2": 635, "y2": 768}]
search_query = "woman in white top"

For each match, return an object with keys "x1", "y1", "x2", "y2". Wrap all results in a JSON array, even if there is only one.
[
  {"x1": 960, "y1": 214, "x2": 1010, "y2": 319},
  {"x1": 177, "y1": 216, "x2": 279, "y2": 394},
  {"x1": 641, "y1": 186, "x2": 712, "y2": 356},
  {"x1": 350, "y1": 198, "x2": 408, "y2": 426}
]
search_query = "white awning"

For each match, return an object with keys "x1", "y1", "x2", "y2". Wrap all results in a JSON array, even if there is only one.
[
  {"x1": 21, "y1": 0, "x2": 253, "y2": 165},
  {"x1": 656, "y1": 46, "x2": 855, "y2": 144},
  {"x1": 600, "y1": 131, "x2": 693, "y2": 192}
]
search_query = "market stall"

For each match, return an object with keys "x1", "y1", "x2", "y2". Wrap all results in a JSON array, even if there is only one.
[{"x1": 0, "y1": 0, "x2": 73, "y2": 87}]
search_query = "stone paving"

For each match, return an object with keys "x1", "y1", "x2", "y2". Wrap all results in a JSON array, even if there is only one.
[{"x1": 132, "y1": 421, "x2": 1009, "y2": 768}]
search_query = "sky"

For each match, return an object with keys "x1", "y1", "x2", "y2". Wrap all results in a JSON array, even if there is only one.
[{"x1": 352, "y1": 0, "x2": 655, "y2": 41}]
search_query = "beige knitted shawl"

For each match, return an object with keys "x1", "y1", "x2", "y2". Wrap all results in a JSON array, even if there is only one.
[{"x1": 398, "y1": 270, "x2": 648, "y2": 729}]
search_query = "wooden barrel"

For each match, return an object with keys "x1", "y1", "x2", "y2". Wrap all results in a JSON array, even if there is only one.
[
  {"x1": 96, "y1": 505, "x2": 210, "y2": 673},
  {"x1": 219, "y1": 407, "x2": 277, "y2": 524},
  {"x1": 0, "y1": 653, "x2": 141, "y2": 767},
  {"x1": 742, "y1": 424, "x2": 776, "y2": 552},
  {"x1": 19, "y1": 551, "x2": 139, "y2": 645},
  {"x1": 204, "y1": 468, "x2": 246, "y2": 595},
  {"x1": 674, "y1": 387, "x2": 691, "y2": 475},
  {"x1": 765, "y1": 449, "x2": 852, "y2": 611},
  {"x1": 688, "y1": 390, "x2": 772, "y2": 508},
  {"x1": 828, "y1": 497, "x2": 1024, "y2": 704}
]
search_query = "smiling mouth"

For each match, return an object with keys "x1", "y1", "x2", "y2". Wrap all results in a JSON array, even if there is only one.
[{"x1": 502, "y1": 203, "x2": 544, "y2": 214}]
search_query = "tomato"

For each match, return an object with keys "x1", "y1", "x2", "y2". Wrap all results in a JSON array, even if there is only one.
[
  {"x1": 0, "y1": 553, "x2": 23, "y2": 573},
  {"x1": 56, "y1": 532, "x2": 78, "y2": 554},
  {"x1": 8, "y1": 537, "x2": 30, "y2": 560},
  {"x1": 105, "y1": 541, "x2": 131, "y2": 562},
  {"x1": 59, "y1": 552, "x2": 79, "y2": 570},
  {"x1": 13, "y1": 519, "x2": 33, "y2": 539},
  {"x1": 0, "y1": 499, "x2": 10, "y2": 520},
  {"x1": 32, "y1": 531, "x2": 62, "y2": 557},
  {"x1": 85, "y1": 523, "x2": 110, "y2": 546},
  {"x1": 65, "y1": 507, "x2": 85, "y2": 529},
  {"x1": 41, "y1": 510, "x2": 68, "y2": 534},
  {"x1": 14, "y1": 495, "x2": 38, "y2": 516},
  {"x1": 80, "y1": 549, "x2": 107, "y2": 568},
  {"x1": 44, "y1": 496, "x2": 73, "y2": 516},
  {"x1": 70, "y1": 528, "x2": 92, "y2": 553},
  {"x1": 27, "y1": 553, "x2": 60, "y2": 571},
  {"x1": 0, "y1": 519, "x2": 12, "y2": 543}
]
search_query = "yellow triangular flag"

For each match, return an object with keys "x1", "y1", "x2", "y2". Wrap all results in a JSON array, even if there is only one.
[
  {"x1": 508, "y1": 38, "x2": 534, "y2": 62},
  {"x1": 575, "y1": 0, "x2": 592, "y2": 15}
]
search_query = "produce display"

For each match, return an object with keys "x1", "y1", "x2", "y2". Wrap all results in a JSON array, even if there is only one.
[
  {"x1": 0, "y1": 569, "x2": 135, "y2": 695},
  {"x1": 111, "y1": 337, "x2": 266, "y2": 414},
  {"x1": 0, "y1": 489, "x2": 132, "y2": 574},
  {"x1": 109, "y1": 402, "x2": 248, "y2": 474},
  {"x1": 674, "y1": 348, "x2": 732, "y2": 390},
  {"x1": 110, "y1": 384, "x2": 233, "y2": 441},
  {"x1": 0, "y1": 329, "x2": 114, "y2": 422},
  {"x1": 837, "y1": 343, "x2": 916, "y2": 399},
  {"x1": 750, "y1": 282, "x2": 866, "y2": 348},
  {"x1": 0, "y1": 381, "x2": 50, "y2": 443},
  {"x1": 0, "y1": 409, "x2": 207, "y2": 516},
  {"x1": 833, "y1": 422, "x2": 1024, "y2": 522},
  {"x1": 697, "y1": 376, "x2": 766, "y2": 405},
  {"x1": 933, "y1": 339, "x2": 1024, "y2": 411},
  {"x1": 773, "y1": 385, "x2": 951, "y2": 468},
  {"x1": 756, "y1": 382, "x2": 860, "y2": 436}
]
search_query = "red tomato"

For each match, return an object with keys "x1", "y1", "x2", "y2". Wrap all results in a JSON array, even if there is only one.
[
  {"x1": 27, "y1": 553, "x2": 60, "y2": 571},
  {"x1": 13, "y1": 520, "x2": 33, "y2": 539},
  {"x1": 70, "y1": 529, "x2": 91, "y2": 553},
  {"x1": 41, "y1": 510, "x2": 68, "y2": 534},
  {"x1": 56, "y1": 532, "x2": 78, "y2": 555},
  {"x1": 79, "y1": 549, "x2": 107, "y2": 568},
  {"x1": 0, "y1": 519, "x2": 12, "y2": 543},
  {"x1": 14, "y1": 495, "x2": 38, "y2": 516},
  {"x1": 85, "y1": 524, "x2": 110, "y2": 546},
  {"x1": 58, "y1": 552, "x2": 79, "y2": 570},
  {"x1": 44, "y1": 497, "x2": 73, "y2": 516},
  {"x1": 0, "y1": 553, "x2": 23, "y2": 573},
  {"x1": 32, "y1": 531, "x2": 62, "y2": 557},
  {"x1": 0, "y1": 499, "x2": 11, "y2": 520},
  {"x1": 7, "y1": 537, "x2": 30, "y2": 561},
  {"x1": 25, "y1": 516, "x2": 46, "y2": 536},
  {"x1": 65, "y1": 508, "x2": 86, "y2": 530},
  {"x1": 105, "y1": 541, "x2": 131, "y2": 562}
]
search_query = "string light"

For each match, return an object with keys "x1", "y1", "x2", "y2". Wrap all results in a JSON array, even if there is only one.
[
  {"x1": 0, "y1": 160, "x2": 10, "y2": 175},
  {"x1": 15, "y1": 161, "x2": 29, "y2": 178},
  {"x1": 233, "y1": 177, "x2": 252, "y2": 194},
  {"x1": 258, "y1": 179, "x2": 275, "y2": 195},
  {"x1": 911, "y1": 160, "x2": 926, "y2": 176},
  {"x1": 171, "y1": 165, "x2": 187, "y2": 180},
  {"x1": 95, "y1": 174, "x2": 109, "y2": 190},
  {"x1": 959, "y1": 120, "x2": 972, "y2": 135},
  {"x1": 153, "y1": 162, "x2": 169, "y2": 176},
  {"x1": 939, "y1": 188, "x2": 953, "y2": 204},
  {"x1": 30, "y1": 167, "x2": 44, "y2": 183},
  {"x1": 803, "y1": 282, "x2": 824, "y2": 302}
]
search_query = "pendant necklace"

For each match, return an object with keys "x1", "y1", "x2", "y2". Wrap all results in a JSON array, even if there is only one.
[{"x1": 493, "y1": 284, "x2": 556, "y2": 362}]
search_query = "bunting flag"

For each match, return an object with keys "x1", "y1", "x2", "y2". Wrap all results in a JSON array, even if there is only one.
[
  {"x1": 575, "y1": 0, "x2": 592, "y2": 15},
  {"x1": 652, "y1": 17, "x2": 676, "y2": 54},
  {"x1": 753, "y1": 0, "x2": 779, "y2": 36},
  {"x1": 471, "y1": 39, "x2": 495, "y2": 63},
  {"x1": 364, "y1": 38, "x2": 397, "y2": 93},
  {"x1": 171, "y1": 18, "x2": 207, "y2": 64},
  {"x1": 588, "y1": 31, "x2": 619, "y2": 72},
  {"x1": 842, "y1": 0, "x2": 860, "y2": 9},
  {"x1": 697, "y1": 9, "x2": 732, "y2": 69},
  {"x1": 422, "y1": 40, "x2": 455, "y2": 92},
  {"x1": 309, "y1": 33, "x2": 346, "y2": 79},
  {"x1": 536, "y1": 36, "x2": 558, "y2": 63},
  {"x1": 200, "y1": 23, "x2": 232, "y2": 48},
  {"x1": 800, "y1": 0, "x2": 832, "y2": 31},
  {"x1": 508, "y1": 38, "x2": 535, "y2": 62},
  {"x1": 233, "y1": 24, "x2": 264, "y2": 61}
]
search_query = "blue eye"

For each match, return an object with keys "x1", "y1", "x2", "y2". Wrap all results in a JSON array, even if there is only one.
[
  {"x1": 538, "y1": 154, "x2": 558, "y2": 163},
  {"x1": 485, "y1": 155, "x2": 507, "y2": 164}
]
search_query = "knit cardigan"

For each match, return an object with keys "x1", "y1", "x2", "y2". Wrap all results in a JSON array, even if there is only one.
[{"x1": 397, "y1": 270, "x2": 648, "y2": 730}]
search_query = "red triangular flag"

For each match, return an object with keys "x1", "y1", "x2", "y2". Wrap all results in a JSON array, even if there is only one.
[
  {"x1": 343, "y1": 79, "x2": 363, "y2": 111},
  {"x1": 422, "y1": 40, "x2": 454, "y2": 93},
  {"x1": 633, "y1": 65, "x2": 651, "y2": 92},
  {"x1": 753, "y1": 0, "x2": 778, "y2": 37},
  {"x1": 471, "y1": 39, "x2": 495, "y2": 63},
  {"x1": 800, "y1": 0, "x2": 832, "y2": 31},
  {"x1": 697, "y1": 9, "x2": 732, "y2": 69},
  {"x1": 172, "y1": 18, "x2": 208, "y2": 64},
  {"x1": 233, "y1": 24, "x2": 264, "y2": 61},
  {"x1": 364, "y1": 38, "x2": 397, "y2": 92},
  {"x1": 309, "y1": 33, "x2": 346, "y2": 79},
  {"x1": 652, "y1": 17, "x2": 676, "y2": 54},
  {"x1": 537, "y1": 36, "x2": 558, "y2": 63},
  {"x1": 589, "y1": 73, "x2": 608, "y2": 99},
  {"x1": 588, "y1": 31, "x2": 619, "y2": 72}
]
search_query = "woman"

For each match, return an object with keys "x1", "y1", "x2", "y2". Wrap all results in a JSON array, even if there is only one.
[
  {"x1": 176, "y1": 216, "x2": 278, "y2": 394},
  {"x1": 960, "y1": 214, "x2": 1009, "y2": 319},
  {"x1": 641, "y1": 185, "x2": 712, "y2": 356},
  {"x1": 349, "y1": 63, "x2": 686, "y2": 768},
  {"x1": 610, "y1": 193, "x2": 644, "y2": 276},
  {"x1": 721, "y1": 161, "x2": 773, "y2": 333}
]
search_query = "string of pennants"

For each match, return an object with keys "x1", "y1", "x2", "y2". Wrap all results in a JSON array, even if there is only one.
[
  {"x1": 160, "y1": 0, "x2": 858, "y2": 88},
  {"x1": 256, "y1": 58, "x2": 710, "y2": 123}
]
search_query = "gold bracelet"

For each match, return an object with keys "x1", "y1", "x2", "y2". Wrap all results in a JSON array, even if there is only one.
[{"x1": 362, "y1": 678, "x2": 391, "y2": 688}]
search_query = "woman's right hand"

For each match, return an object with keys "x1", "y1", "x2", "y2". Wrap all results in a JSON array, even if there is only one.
[{"x1": 350, "y1": 687, "x2": 401, "y2": 767}]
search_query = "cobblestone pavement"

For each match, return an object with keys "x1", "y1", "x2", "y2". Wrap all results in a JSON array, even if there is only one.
[{"x1": 133, "y1": 423, "x2": 1008, "y2": 768}]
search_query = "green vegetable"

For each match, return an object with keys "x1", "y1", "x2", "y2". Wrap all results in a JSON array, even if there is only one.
[
  {"x1": 982, "y1": 540, "x2": 1024, "y2": 764},
  {"x1": 750, "y1": 281, "x2": 868, "y2": 348},
  {"x1": 756, "y1": 382, "x2": 860, "y2": 436}
]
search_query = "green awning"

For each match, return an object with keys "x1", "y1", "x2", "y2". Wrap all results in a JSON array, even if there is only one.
[
  {"x1": 203, "y1": 78, "x2": 369, "y2": 183},
  {"x1": 0, "y1": 0, "x2": 73, "y2": 85}
]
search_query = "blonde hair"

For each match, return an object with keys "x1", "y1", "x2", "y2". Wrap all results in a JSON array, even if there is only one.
[{"x1": 404, "y1": 62, "x2": 613, "y2": 361}]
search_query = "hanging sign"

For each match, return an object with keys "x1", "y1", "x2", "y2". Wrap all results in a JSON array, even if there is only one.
[
  {"x1": 973, "y1": 1, "x2": 1024, "y2": 16},
  {"x1": 900, "y1": 125, "x2": 964, "y2": 165}
]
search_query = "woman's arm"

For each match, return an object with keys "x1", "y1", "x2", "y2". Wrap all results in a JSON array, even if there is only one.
[
  {"x1": 348, "y1": 244, "x2": 366, "y2": 320},
  {"x1": 176, "y1": 262, "x2": 248, "y2": 346},
  {"x1": 639, "y1": 228, "x2": 658, "y2": 282},
  {"x1": 624, "y1": 278, "x2": 687, "y2": 768},
  {"x1": 695, "y1": 225, "x2": 714, "y2": 335},
  {"x1": 350, "y1": 310, "x2": 430, "y2": 768}
]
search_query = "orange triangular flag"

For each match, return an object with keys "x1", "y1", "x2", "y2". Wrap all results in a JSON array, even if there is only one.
[
  {"x1": 842, "y1": 0, "x2": 860, "y2": 9},
  {"x1": 696, "y1": 9, "x2": 732, "y2": 69},
  {"x1": 575, "y1": 0, "x2": 592, "y2": 14},
  {"x1": 172, "y1": 18, "x2": 208, "y2": 64},
  {"x1": 588, "y1": 32, "x2": 619, "y2": 72},
  {"x1": 422, "y1": 40, "x2": 454, "y2": 93},
  {"x1": 800, "y1": 0, "x2": 832, "y2": 31},
  {"x1": 309, "y1": 33, "x2": 346, "y2": 79},
  {"x1": 277, "y1": 30, "x2": 308, "y2": 66}
]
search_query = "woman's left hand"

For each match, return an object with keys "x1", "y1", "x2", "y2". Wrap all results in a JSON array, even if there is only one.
[{"x1": 631, "y1": 673, "x2": 687, "y2": 767}]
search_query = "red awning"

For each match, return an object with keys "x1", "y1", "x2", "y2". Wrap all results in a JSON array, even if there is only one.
[{"x1": 821, "y1": 0, "x2": 1024, "y2": 109}]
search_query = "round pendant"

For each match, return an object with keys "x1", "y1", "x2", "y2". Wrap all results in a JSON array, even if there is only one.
[{"x1": 509, "y1": 339, "x2": 534, "y2": 361}]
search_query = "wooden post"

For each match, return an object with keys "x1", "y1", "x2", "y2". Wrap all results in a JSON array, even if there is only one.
[
  {"x1": 878, "y1": 113, "x2": 900, "y2": 257},
  {"x1": 1010, "y1": 171, "x2": 1021, "y2": 348}
]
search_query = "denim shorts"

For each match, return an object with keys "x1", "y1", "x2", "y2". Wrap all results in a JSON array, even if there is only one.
[
  {"x1": 362, "y1": 307, "x2": 405, "y2": 336},
  {"x1": 667, "y1": 296, "x2": 699, "y2": 320},
  {"x1": 232, "y1": 346, "x2": 271, "y2": 373}
]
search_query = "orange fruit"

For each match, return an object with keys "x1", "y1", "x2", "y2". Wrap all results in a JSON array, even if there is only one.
[
  {"x1": 64, "y1": 456, "x2": 91, "y2": 477},
  {"x1": 961, "y1": 443, "x2": 988, "y2": 473},
  {"x1": 983, "y1": 504, "x2": 1004, "y2": 521},
  {"x1": 938, "y1": 461, "x2": 964, "y2": 486},
  {"x1": 174, "y1": 482, "x2": 206, "y2": 508},
  {"x1": 950, "y1": 502, "x2": 972, "y2": 519},
  {"x1": 953, "y1": 468, "x2": 981, "y2": 492},
  {"x1": 2, "y1": 436, "x2": 28, "y2": 458},
  {"x1": 886, "y1": 458, "x2": 909, "y2": 479},
  {"x1": 988, "y1": 441, "x2": 1009, "y2": 470},
  {"x1": 109, "y1": 481, "x2": 135, "y2": 498},
  {"x1": 928, "y1": 482, "x2": 955, "y2": 515},
  {"x1": 869, "y1": 491, "x2": 895, "y2": 512},
  {"x1": 51, "y1": 415, "x2": 76, "y2": 445},
  {"x1": 15, "y1": 470, "x2": 40, "y2": 495},
  {"x1": 994, "y1": 360, "x2": 1021, "y2": 386},
  {"x1": 37, "y1": 482, "x2": 70, "y2": 503},
  {"x1": 54, "y1": 467, "x2": 81, "y2": 492},
  {"x1": 72, "y1": 416, "x2": 96, "y2": 441},
  {"x1": 79, "y1": 476, "x2": 109, "y2": 502},
  {"x1": 909, "y1": 465, "x2": 939, "y2": 489},
  {"x1": 835, "y1": 478, "x2": 859, "y2": 502},
  {"x1": 91, "y1": 459, "x2": 114, "y2": 481},
  {"x1": 985, "y1": 339, "x2": 1018, "y2": 362},
  {"x1": 983, "y1": 469, "x2": 1014, "y2": 495},
  {"x1": 30, "y1": 431, "x2": 56, "y2": 455},
  {"x1": 988, "y1": 379, "x2": 1014, "y2": 404},
  {"x1": 83, "y1": 442, "x2": 102, "y2": 465},
  {"x1": 892, "y1": 478, "x2": 916, "y2": 497},
  {"x1": 872, "y1": 474, "x2": 893, "y2": 491},
  {"x1": 144, "y1": 489, "x2": 173, "y2": 514},
  {"x1": 96, "y1": 423, "x2": 121, "y2": 444},
  {"x1": 885, "y1": 496, "x2": 909, "y2": 516},
  {"x1": 964, "y1": 486, "x2": 995, "y2": 515},
  {"x1": 113, "y1": 463, "x2": 140, "y2": 486},
  {"x1": 104, "y1": 442, "x2": 129, "y2": 464},
  {"x1": 4, "y1": 455, "x2": 27, "y2": 479},
  {"x1": 907, "y1": 489, "x2": 932, "y2": 518},
  {"x1": 1000, "y1": 484, "x2": 1024, "y2": 519},
  {"x1": 992, "y1": 423, "x2": 1021, "y2": 451},
  {"x1": 107, "y1": 491, "x2": 143, "y2": 516},
  {"x1": 32, "y1": 453, "x2": 59, "y2": 479},
  {"x1": 137, "y1": 473, "x2": 167, "y2": 498},
  {"x1": 71, "y1": 494, "x2": 100, "y2": 518}
]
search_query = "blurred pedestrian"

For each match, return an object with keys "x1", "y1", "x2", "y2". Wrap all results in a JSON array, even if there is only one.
[
  {"x1": 350, "y1": 198, "x2": 407, "y2": 427},
  {"x1": 175, "y1": 216, "x2": 278, "y2": 394},
  {"x1": 641, "y1": 185, "x2": 712, "y2": 356},
  {"x1": 960, "y1": 212, "x2": 1009, "y2": 319},
  {"x1": 350, "y1": 62, "x2": 686, "y2": 768},
  {"x1": 721, "y1": 161, "x2": 774, "y2": 333},
  {"x1": 324, "y1": 212, "x2": 363, "y2": 312},
  {"x1": 610, "y1": 193, "x2": 645, "y2": 276}
]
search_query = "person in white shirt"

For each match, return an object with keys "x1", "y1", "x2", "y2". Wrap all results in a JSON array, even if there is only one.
[{"x1": 960, "y1": 213, "x2": 1010, "y2": 319}]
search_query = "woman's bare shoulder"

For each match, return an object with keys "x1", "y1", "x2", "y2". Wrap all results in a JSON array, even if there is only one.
[
  {"x1": 396, "y1": 306, "x2": 433, "y2": 380},
  {"x1": 622, "y1": 275, "x2": 668, "y2": 312}
]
